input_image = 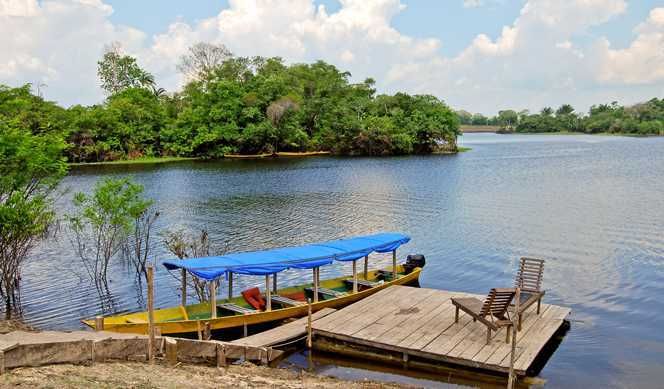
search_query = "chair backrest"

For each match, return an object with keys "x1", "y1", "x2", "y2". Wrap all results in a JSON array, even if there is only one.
[
  {"x1": 480, "y1": 288, "x2": 516, "y2": 318},
  {"x1": 514, "y1": 257, "x2": 545, "y2": 293},
  {"x1": 241, "y1": 287, "x2": 266, "y2": 310}
]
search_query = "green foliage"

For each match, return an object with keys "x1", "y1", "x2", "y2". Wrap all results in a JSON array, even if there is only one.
[
  {"x1": 514, "y1": 98, "x2": 664, "y2": 135},
  {"x1": 3, "y1": 51, "x2": 461, "y2": 161},
  {"x1": 97, "y1": 45, "x2": 156, "y2": 95},
  {"x1": 0, "y1": 124, "x2": 67, "y2": 318},
  {"x1": 67, "y1": 178, "x2": 153, "y2": 288}
]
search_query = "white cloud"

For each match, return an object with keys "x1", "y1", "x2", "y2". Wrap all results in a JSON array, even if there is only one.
[
  {"x1": 595, "y1": 7, "x2": 664, "y2": 85},
  {"x1": 463, "y1": 0, "x2": 483, "y2": 8},
  {"x1": 0, "y1": 0, "x2": 662, "y2": 114}
]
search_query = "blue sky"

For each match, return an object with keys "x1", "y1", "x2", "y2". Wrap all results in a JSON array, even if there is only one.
[{"x1": 2, "y1": 0, "x2": 663, "y2": 113}]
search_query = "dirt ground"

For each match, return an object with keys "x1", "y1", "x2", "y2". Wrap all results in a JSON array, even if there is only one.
[{"x1": 0, "y1": 361, "x2": 411, "y2": 388}]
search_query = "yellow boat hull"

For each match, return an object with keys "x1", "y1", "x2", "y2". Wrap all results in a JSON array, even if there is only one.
[{"x1": 83, "y1": 266, "x2": 422, "y2": 336}]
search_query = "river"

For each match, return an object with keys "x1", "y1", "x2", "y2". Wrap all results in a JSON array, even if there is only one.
[{"x1": 20, "y1": 133, "x2": 664, "y2": 388}]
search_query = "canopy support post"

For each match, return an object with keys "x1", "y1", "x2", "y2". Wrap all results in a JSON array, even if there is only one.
[
  {"x1": 228, "y1": 272, "x2": 233, "y2": 299},
  {"x1": 273, "y1": 273, "x2": 277, "y2": 293},
  {"x1": 265, "y1": 274, "x2": 272, "y2": 311},
  {"x1": 313, "y1": 267, "x2": 319, "y2": 303},
  {"x1": 392, "y1": 249, "x2": 398, "y2": 281},
  {"x1": 181, "y1": 269, "x2": 187, "y2": 307},
  {"x1": 210, "y1": 280, "x2": 217, "y2": 319},
  {"x1": 364, "y1": 255, "x2": 369, "y2": 280},
  {"x1": 352, "y1": 260, "x2": 358, "y2": 293}
]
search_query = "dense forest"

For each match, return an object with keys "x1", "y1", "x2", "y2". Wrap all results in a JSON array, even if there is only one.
[
  {"x1": 0, "y1": 43, "x2": 460, "y2": 163},
  {"x1": 457, "y1": 100, "x2": 664, "y2": 135}
]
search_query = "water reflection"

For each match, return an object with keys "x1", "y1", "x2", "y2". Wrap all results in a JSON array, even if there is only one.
[{"x1": 18, "y1": 134, "x2": 664, "y2": 388}]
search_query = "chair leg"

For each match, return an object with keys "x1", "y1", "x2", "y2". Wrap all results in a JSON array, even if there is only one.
[
  {"x1": 455, "y1": 306, "x2": 459, "y2": 323},
  {"x1": 486, "y1": 328, "x2": 491, "y2": 345},
  {"x1": 505, "y1": 325, "x2": 511, "y2": 343},
  {"x1": 537, "y1": 298, "x2": 541, "y2": 314}
]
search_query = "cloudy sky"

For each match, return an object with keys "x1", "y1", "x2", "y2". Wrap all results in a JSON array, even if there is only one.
[{"x1": 1, "y1": 0, "x2": 662, "y2": 114}]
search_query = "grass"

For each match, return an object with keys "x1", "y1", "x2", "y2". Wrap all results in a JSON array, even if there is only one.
[
  {"x1": 457, "y1": 147, "x2": 472, "y2": 152},
  {"x1": 68, "y1": 156, "x2": 200, "y2": 167}
]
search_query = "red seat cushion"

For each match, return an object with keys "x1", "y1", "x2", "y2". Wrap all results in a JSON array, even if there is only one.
[{"x1": 241, "y1": 287, "x2": 266, "y2": 310}]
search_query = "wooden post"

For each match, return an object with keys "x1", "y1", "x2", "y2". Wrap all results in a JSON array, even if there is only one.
[
  {"x1": 273, "y1": 273, "x2": 277, "y2": 293},
  {"x1": 306, "y1": 298, "x2": 313, "y2": 349},
  {"x1": 216, "y1": 344, "x2": 227, "y2": 367},
  {"x1": 352, "y1": 260, "x2": 358, "y2": 293},
  {"x1": 210, "y1": 280, "x2": 217, "y2": 319},
  {"x1": 364, "y1": 255, "x2": 369, "y2": 280},
  {"x1": 147, "y1": 265, "x2": 155, "y2": 363},
  {"x1": 508, "y1": 287, "x2": 521, "y2": 389},
  {"x1": 228, "y1": 271, "x2": 233, "y2": 299},
  {"x1": 196, "y1": 320, "x2": 202, "y2": 340},
  {"x1": 181, "y1": 268, "x2": 187, "y2": 306},
  {"x1": 392, "y1": 249, "x2": 398, "y2": 280},
  {"x1": 313, "y1": 267, "x2": 319, "y2": 303},
  {"x1": 0, "y1": 350, "x2": 5, "y2": 375},
  {"x1": 265, "y1": 274, "x2": 272, "y2": 311},
  {"x1": 165, "y1": 337, "x2": 177, "y2": 366},
  {"x1": 204, "y1": 321, "x2": 212, "y2": 340},
  {"x1": 94, "y1": 316, "x2": 104, "y2": 331}
]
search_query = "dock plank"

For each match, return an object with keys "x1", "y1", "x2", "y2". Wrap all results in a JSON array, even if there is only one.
[
  {"x1": 311, "y1": 285, "x2": 570, "y2": 376},
  {"x1": 231, "y1": 308, "x2": 336, "y2": 347}
]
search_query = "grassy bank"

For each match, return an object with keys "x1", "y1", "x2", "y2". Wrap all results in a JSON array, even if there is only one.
[
  {"x1": 0, "y1": 361, "x2": 406, "y2": 388},
  {"x1": 460, "y1": 125, "x2": 501, "y2": 133},
  {"x1": 68, "y1": 156, "x2": 200, "y2": 167}
]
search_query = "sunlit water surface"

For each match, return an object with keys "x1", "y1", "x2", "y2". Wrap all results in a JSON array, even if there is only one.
[{"x1": 20, "y1": 133, "x2": 664, "y2": 388}]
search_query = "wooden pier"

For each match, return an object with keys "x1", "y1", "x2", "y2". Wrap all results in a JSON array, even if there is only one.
[
  {"x1": 231, "y1": 308, "x2": 336, "y2": 348},
  {"x1": 312, "y1": 286, "x2": 570, "y2": 376}
]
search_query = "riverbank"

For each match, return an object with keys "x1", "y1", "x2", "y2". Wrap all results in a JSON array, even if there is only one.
[
  {"x1": 0, "y1": 361, "x2": 407, "y2": 388},
  {"x1": 68, "y1": 156, "x2": 199, "y2": 167},
  {"x1": 460, "y1": 125, "x2": 501, "y2": 133}
]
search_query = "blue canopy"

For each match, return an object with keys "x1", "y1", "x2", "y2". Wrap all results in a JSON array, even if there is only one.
[{"x1": 162, "y1": 232, "x2": 410, "y2": 280}]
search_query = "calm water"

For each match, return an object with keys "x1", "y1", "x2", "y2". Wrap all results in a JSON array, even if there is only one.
[{"x1": 20, "y1": 133, "x2": 664, "y2": 388}]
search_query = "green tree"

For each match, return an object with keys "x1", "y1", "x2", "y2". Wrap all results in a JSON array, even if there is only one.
[
  {"x1": 0, "y1": 125, "x2": 67, "y2": 318},
  {"x1": 67, "y1": 178, "x2": 153, "y2": 291},
  {"x1": 97, "y1": 43, "x2": 156, "y2": 95}
]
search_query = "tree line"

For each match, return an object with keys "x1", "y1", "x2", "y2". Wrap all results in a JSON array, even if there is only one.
[
  {"x1": 457, "y1": 100, "x2": 664, "y2": 135},
  {"x1": 0, "y1": 43, "x2": 460, "y2": 164}
]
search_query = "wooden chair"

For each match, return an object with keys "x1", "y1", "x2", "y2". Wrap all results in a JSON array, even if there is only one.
[
  {"x1": 514, "y1": 257, "x2": 545, "y2": 330},
  {"x1": 451, "y1": 288, "x2": 516, "y2": 344}
]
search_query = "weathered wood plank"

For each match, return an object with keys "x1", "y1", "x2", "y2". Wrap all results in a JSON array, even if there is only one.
[
  {"x1": 471, "y1": 304, "x2": 552, "y2": 364},
  {"x1": 310, "y1": 286, "x2": 570, "y2": 376},
  {"x1": 313, "y1": 286, "x2": 401, "y2": 331},
  {"x1": 231, "y1": 307, "x2": 336, "y2": 347}
]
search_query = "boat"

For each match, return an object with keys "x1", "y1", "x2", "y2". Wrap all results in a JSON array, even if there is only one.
[{"x1": 83, "y1": 233, "x2": 425, "y2": 336}]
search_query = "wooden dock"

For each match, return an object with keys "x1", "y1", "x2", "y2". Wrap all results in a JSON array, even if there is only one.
[
  {"x1": 312, "y1": 286, "x2": 570, "y2": 376},
  {"x1": 231, "y1": 308, "x2": 336, "y2": 348}
]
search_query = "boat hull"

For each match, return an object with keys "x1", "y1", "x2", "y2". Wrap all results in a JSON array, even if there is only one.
[{"x1": 83, "y1": 266, "x2": 422, "y2": 336}]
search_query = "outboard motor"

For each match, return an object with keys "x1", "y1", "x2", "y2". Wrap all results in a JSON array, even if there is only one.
[{"x1": 404, "y1": 254, "x2": 426, "y2": 274}]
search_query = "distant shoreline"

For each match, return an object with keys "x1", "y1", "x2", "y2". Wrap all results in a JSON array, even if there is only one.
[{"x1": 460, "y1": 125, "x2": 501, "y2": 133}]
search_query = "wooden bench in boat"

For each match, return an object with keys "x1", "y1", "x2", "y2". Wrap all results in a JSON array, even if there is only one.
[
  {"x1": 305, "y1": 287, "x2": 347, "y2": 300},
  {"x1": 271, "y1": 295, "x2": 305, "y2": 307},
  {"x1": 343, "y1": 278, "x2": 379, "y2": 289},
  {"x1": 217, "y1": 303, "x2": 256, "y2": 315}
]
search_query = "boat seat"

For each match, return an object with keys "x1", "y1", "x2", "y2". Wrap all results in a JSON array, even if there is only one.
[
  {"x1": 241, "y1": 287, "x2": 267, "y2": 310},
  {"x1": 125, "y1": 318, "x2": 147, "y2": 324},
  {"x1": 376, "y1": 269, "x2": 401, "y2": 280},
  {"x1": 304, "y1": 287, "x2": 347, "y2": 300},
  {"x1": 343, "y1": 278, "x2": 379, "y2": 289},
  {"x1": 217, "y1": 303, "x2": 256, "y2": 315},
  {"x1": 271, "y1": 295, "x2": 305, "y2": 307}
]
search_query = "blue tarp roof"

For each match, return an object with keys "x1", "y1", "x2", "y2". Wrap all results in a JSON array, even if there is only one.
[{"x1": 162, "y1": 232, "x2": 410, "y2": 280}]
